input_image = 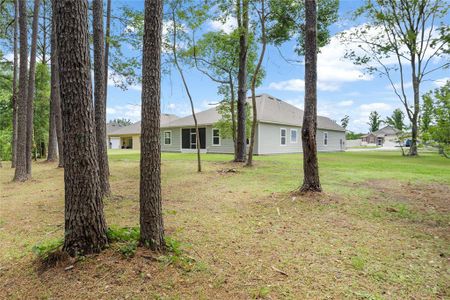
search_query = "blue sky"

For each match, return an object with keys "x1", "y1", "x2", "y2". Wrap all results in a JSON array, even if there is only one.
[{"x1": 104, "y1": 0, "x2": 449, "y2": 133}]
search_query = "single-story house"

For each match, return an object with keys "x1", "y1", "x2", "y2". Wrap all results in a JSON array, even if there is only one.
[
  {"x1": 361, "y1": 125, "x2": 400, "y2": 146},
  {"x1": 108, "y1": 94, "x2": 346, "y2": 154},
  {"x1": 106, "y1": 122, "x2": 125, "y2": 148},
  {"x1": 108, "y1": 114, "x2": 179, "y2": 149}
]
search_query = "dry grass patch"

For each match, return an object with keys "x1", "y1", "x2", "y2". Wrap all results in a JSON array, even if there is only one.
[{"x1": 0, "y1": 152, "x2": 449, "y2": 299}]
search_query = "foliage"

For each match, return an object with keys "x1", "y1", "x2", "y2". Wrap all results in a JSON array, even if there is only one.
[
  {"x1": 107, "y1": 226, "x2": 140, "y2": 258},
  {"x1": 367, "y1": 111, "x2": 383, "y2": 132},
  {"x1": 385, "y1": 109, "x2": 406, "y2": 131},
  {"x1": 32, "y1": 238, "x2": 64, "y2": 259},
  {"x1": 421, "y1": 82, "x2": 450, "y2": 154},
  {"x1": 346, "y1": 131, "x2": 363, "y2": 140},
  {"x1": 340, "y1": 0, "x2": 449, "y2": 155},
  {"x1": 107, "y1": 226, "x2": 140, "y2": 242},
  {"x1": 214, "y1": 101, "x2": 252, "y2": 139},
  {"x1": 340, "y1": 115, "x2": 349, "y2": 129},
  {"x1": 158, "y1": 236, "x2": 198, "y2": 271},
  {"x1": 0, "y1": 58, "x2": 12, "y2": 161},
  {"x1": 110, "y1": 118, "x2": 132, "y2": 126},
  {"x1": 267, "y1": 0, "x2": 339, "y2": 54}
]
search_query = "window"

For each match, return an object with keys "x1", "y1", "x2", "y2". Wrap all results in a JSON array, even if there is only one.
[
  {"x1": 280, "y1": 128, "x2": 287, "y2": 145},
  {"x1": 212, "y1": 128, "x2": 221, "y2": 146},
  {"x1": 164, "y1": 131, "x2": 172, "y2": 145},
  {"x1": 290, "y1": 129, "x2": 298, "y2": 143},
  {"x1": 323, "y1": 132, "x2": 328, "y2": 146}
]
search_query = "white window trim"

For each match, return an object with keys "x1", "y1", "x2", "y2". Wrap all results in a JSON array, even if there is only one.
[
  {"x1": 164, "y1": 130, "x2": 172, "y2": 145},
  {"x1": 290, "y1": 128, "x2": 298, "y2": 144},
  {"x1": 212, "y1": 128, "x2": 221, "y2": 146},
  {"x1": 280, "y1": 128, "x2": 287, "y2": 146},
  {"x1": 323, "y1": 132, "x2": 328, "y2": 146}
]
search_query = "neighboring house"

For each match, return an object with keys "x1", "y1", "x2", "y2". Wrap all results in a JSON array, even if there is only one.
[
  {"x1": 108, "y1": 94, "x2": 346, "y2": 154},
  {"x1": 108, "y1": 114, "x2": 179, "y2": 149},
  {"x1": 106, "y1": 122, "x2": 125, "y2": 149},
  {"x1": 361, "y1": 125, "x2": 400, "y2": 147}
]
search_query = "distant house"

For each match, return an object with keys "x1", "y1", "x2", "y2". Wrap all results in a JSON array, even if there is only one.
[
  {"x1": 361, "y1": 125, "x2": 400, "y2": 146},
  {"x1": 107, "y1": 94, "x2": 346, "y2": 154},
  {"x1": 108, "y1": 114, "x2": 179, "y2": 149}
]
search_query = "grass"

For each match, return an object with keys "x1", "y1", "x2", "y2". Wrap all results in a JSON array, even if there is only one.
[{"x1": 0, "y1": 151, "x2": 449, "y2": 299}]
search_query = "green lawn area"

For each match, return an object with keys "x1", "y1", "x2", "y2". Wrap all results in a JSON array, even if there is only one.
[{"x1": 1, "y1": 151, "x2": 449, "y2": 299}]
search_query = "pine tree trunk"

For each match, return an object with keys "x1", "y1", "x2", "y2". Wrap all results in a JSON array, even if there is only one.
[
  {"x1": 47, "y1": 0, "x2": 58, "y2": 163},
  {"x1": 93, "y1": 0, "x2": 111, "y2": 196},
  {"x1": 140, "y1": 0, "x2": 165, "y2": 252},
  {"x1": 47, "y1": 114, "x2": 57, "y2": 161},
  {"x1": 104, "y1": 0, "x2": 111, "y2": 98},
  {"x1": 235, "y1": 0, "x2": 249, "y2": 163},
  {"x1": 51, "y1": 0, "x2": 64, "y2": 168},
  {"x1": 26, "y1": 0, "x2": 40, "y2": 176},
  {"x1": 300, "y1": 0, "x2": 321, "y2": 193},
  {"x1": 47, "y1": 21, "x2": 58, "y2": 162},
  {"x1": 13, "y1": 0, "x2": 29, "y2": 182},
  {"x1": 11, "y1": 0, "x2": 19, "y2": 168},
  {"x1": 55, "y1": 0, "x2": 108, "y2": 256}
]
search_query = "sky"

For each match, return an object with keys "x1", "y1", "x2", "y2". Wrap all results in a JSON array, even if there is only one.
[{"x1": 92, "y1": 1, "x2": 448, "y2": 133}]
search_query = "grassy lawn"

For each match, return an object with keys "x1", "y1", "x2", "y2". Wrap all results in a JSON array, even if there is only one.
[{"x1": 0, "y1": 151, "x2": 449, "y2": 299}]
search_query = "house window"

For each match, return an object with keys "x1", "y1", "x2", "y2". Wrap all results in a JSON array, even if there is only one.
[
  {"x1": 280, "y1": 128, "x2": 287, "y2": 145},
  {"x1": 290, "y1": 129, "x2": 298, "y2": 143},
  {"x1": 212, "y1": 128, "x2": 220, "y2": 146},
  {"x1": 323, "y1": 132, "x2": 328, "y2": 146},
  {"x1": 164, "y1": 131, "x2": 172, "y2": 145}
]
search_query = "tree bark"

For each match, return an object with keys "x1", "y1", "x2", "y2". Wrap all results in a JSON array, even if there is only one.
[
  {"x1": 13, "y1": 0, "x2": 29, "y2": 182},
  {"x1": 235, "y1": 0, "x2": 249, "y2": 163},
  {"x1": 11, "y1": 0, "x2": 19, "y2": 168},
  {"x1": 140, "y1": 0, "x2": 165, "y2": 251},
  {"x1": 47, "y1": 2, "x2": 58, "y2": 162},
  {"x1": 55, "y1": 0, "x2": 108, "y2": 256},
  {"x1": 25, "y1": 0, "x2": 40, "y2": 177},
  {"x1": 51, "y1": 0, "x2": 64, "y2": 167},
  {"x1": 409, "y1": 57, "x2": 419, "y2": 156},
  {"x1": 104, "y1": 0, "x2": 111, "y2": 98},
  {"x1": 300, "y1": 0, "x2": 321, "y2": 193},
  {"x1": 247, "y1": 0, "x2": 266, "y2": 167},
  {"x1": 93, "y1": 0, "x2": 111, "y2": 196}
]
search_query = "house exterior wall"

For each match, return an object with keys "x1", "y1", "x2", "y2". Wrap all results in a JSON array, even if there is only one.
[
  {"x1": 317, "y1": 129, "x2": 346, "y2": 152},
  {"x1": 132, "y1": 135, "x2": 140, "y2": 150},
  {"x1": 257, "y1": 122, "x2": 345, "y2": 154},
  {"x1": 160, "y1": 126, "x2": 235, "y2": 154},
  {"x1": 257, "y1": 122, "x2": 302, "y2": 154},
  {"x1": 160, "y1": 128, "x2": 182, "y2": 152}
]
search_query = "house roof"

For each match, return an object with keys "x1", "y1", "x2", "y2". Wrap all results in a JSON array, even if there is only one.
[
  {"x1": 362, "y1": 125, "x2": 400, "y2": 138},
  {"x1": 109, "y1": 114, "x2": 178, "y2": 136},
  {"x1": 163, "y1": 94, "x2": 345, "y2": 132},
  {"x1": 106, "y1": 122, "x2": 124, "y2": 134}
]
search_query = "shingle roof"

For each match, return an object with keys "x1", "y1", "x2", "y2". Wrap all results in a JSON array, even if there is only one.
[
  {"x1": 163, "y1": 94, "x2": 345, "y2": 132},
  {"x1": 109, "y1": 114, "x2": 178, "y2": 136},
  {"x1": 106, "y1": 122, "x2": 124, "y2": 134}
]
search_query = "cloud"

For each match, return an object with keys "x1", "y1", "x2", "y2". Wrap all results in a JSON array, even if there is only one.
[
  {"x1": 337, "y1": 100, "x2": 354, "y2": 107},
  {"x1": 268, "y1": 79, "x2": 304, "y2": 92},
  {"x1": 209, "y1": 16, "x2": 237, "y2": 34},
  {"x1": 435, "y1": 77, "x2": 449, "y2": 87},
  {"x1": 387, "y1": 81, "x2": 413, "y2": 90},
  {"x1": 359, "y1": 102, "x2": 392, "y2": 112},
  {"x1": 107, "y1": 104, "x2": 141, "y2": 121}
]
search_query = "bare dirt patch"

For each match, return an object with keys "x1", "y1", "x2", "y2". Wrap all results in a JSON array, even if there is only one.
[{"x1": 365, "y1": 179, "x2": 450, "y2": 214}]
